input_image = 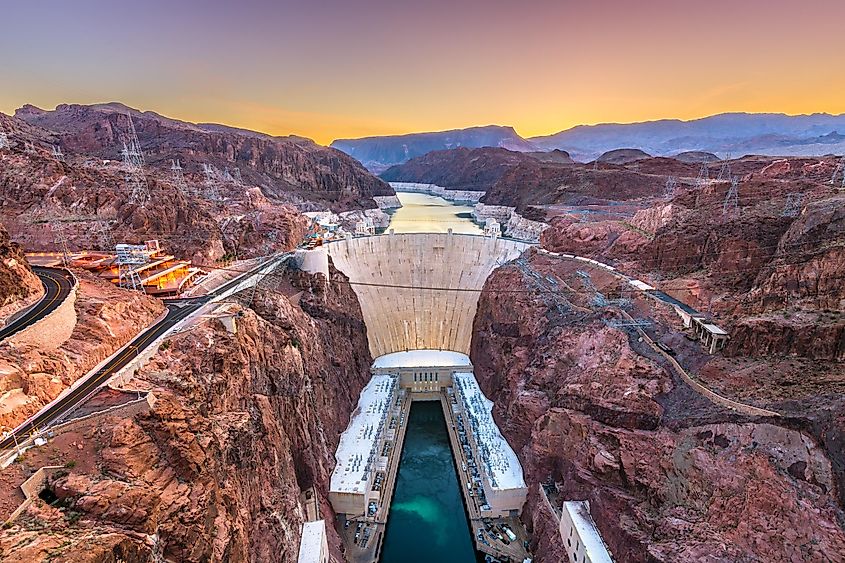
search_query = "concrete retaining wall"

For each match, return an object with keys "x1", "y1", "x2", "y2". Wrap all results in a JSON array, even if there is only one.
[
  {"x1": 4, "y1": 465, "x2": 64, "y2": 524},
  {"x1": 8, "y1": 273, "x2": 78, "y2": 351}
]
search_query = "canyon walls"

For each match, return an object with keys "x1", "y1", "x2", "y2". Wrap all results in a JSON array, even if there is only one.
[
  {"x1": 470, "y1": 252, "x2": 845, "y2": 562},
  {"x1": 1, "y1": 263, "x2": 373, "y2": 562},
  {"x1": 0, "y1": 223, "x2": 43, "y2": 322}
]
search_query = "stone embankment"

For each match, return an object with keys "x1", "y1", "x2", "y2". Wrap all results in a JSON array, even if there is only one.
[{"x1": 388, "y1": 181, "x2": 484, "y2": 202}]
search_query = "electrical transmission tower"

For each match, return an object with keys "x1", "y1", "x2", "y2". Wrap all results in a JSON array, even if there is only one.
[
  {"x1": 116, "y1": 244, "x2": 148, "y2": 293},
  {"x1": 170, "y1": 159, "x2": 189, "y2": 196},
  {"x1": 50, "y1": 221, "x2": 72, "y2": 267},
  {"x1": 723, "y1": 176, "x2": 739, "y2": 216},
  {"x1": 831, "y1": 157, "x2": 845, "y2": 188},
  {"x1": 97, "y1": 220, "x2": 115, "y2": 251},
  {"x1": 781, "y1": 193, "x2": 803, "y2": 217},
  {"x1": 52, "y1": 145, "x2": 65, "y2": 162},
  {"x1": 121, "y1": 113, "x2": 150, "y2": 205},
  {"x1": 0, "y1": 132, "x2": 8, "y2": 149},
  {"x1": 696, "y1": 162, "x2": 709, "y2": 189},
  {"x1": 664, "y1": 176, "x2": 678, "y2": 199},
  {"x1": 223, "y1": 167, "x2": 234, "y2": 183},
  {"x1": 202, "y1": 163, "x2": 221, "y2": 202},
  {"x1": 717, "y1": 152, "x2": 732, "y2": 180}
]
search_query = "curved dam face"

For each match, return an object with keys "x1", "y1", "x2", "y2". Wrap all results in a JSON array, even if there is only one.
[{"x1": 326, "y1": 233, "x2": 530, "y2": 357}]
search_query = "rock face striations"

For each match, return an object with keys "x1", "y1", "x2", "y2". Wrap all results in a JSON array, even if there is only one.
[
  {"x1": 16, "y1": 103, "x2": 393, "y2": 212},
  {"x1": 471, "y1": 251, "x2": 845, "y2": 562},
  {"x1": 1, "y1": 263, "x2": 373, "y2": 562},
  {"x1": 1, "y1": 106, "x2": 349, "y2": 262}
]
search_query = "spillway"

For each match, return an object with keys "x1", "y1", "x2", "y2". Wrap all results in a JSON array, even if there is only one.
[{"x1": 326, "y1": 233, "x2": 530, "y2": 357}]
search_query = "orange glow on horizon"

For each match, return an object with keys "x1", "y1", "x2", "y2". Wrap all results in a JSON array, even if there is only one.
[{"x1": 1, "y1": 0, "x2": 843, "y2": 145}]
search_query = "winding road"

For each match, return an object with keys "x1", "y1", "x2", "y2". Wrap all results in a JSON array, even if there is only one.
[
  {"x1": 0, "y1": 254, "x2": 289, "y2": 453},
  {"x1": 0, "y1": 267, "x2": 75, "y2": 342}
]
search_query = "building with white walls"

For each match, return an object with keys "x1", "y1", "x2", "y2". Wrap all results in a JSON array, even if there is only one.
[
  {"x1": 559, "y1": 501, "x2": 613, "y2": 563},
  {"x1": 453, "y1": 372, "x2": 527, "y2": 517},
  {"x1": 329, "y1": 375, "x2": 398, "y2": 516},
  {"x1": 297, "y1": 520, "x2": 330, "y2": 563}
]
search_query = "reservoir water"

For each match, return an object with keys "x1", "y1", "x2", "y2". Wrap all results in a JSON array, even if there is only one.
[
  {"x1": 386, "y1": 192, "x2": 483, "y2": 235},
  {"x1": 379, "y1": 401, "x2": 477, "y2": 563}
]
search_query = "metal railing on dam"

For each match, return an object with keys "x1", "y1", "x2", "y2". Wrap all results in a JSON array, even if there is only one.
[{"x1": 326, "y1": 233, "x2": 531, "y2": 357}]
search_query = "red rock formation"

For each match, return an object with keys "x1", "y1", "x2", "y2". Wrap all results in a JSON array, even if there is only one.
[
  {"x1": 0, "y1": 222, "x2": 42, "y2": 322},
  {"x1": 0, "y1": 113, "x2": 308, "y2": 262},
  {"x1": 1, "y1": 263, "x2": 372, "y2": 562},
  {"x1": 471, "y1": 255, "x2": 845, "y2": 562},
  {"x1": 15, "y1": 103, "x2": 393, "y2": 211},
  {"x1": 0, "y1": 273, "x2": 164, "y2": 429}
]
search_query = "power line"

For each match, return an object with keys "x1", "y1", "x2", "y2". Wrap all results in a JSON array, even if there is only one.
[
  {"x1": 121, "y1": 113, "x2": 150, "y2": 205},
  {"x1": 717, "y1": 153, "x2": 732, "y2": 181},
  {"x1": 722, "y1": 176, "x2": 739, "y2": 216},
  {"x1": 781, "y1": 193, "x2": 803, "y2": 218}
]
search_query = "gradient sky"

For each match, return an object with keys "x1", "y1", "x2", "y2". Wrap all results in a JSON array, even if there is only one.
[{"x1": 2, "y1": 0, "x2": 844, "y2": 144}]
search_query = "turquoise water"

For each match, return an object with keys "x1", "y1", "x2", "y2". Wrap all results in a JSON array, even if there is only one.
[
  {"x1": 386, "y1": 192, "x2": 484, "y2": 235},
  {"x1": 380, "y1": 401, "x2": 477, "y2": 563}
]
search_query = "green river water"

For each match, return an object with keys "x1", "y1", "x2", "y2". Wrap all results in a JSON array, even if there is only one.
[{"x1": 379, "y1": 401, "x2": 477, "y2": 563}]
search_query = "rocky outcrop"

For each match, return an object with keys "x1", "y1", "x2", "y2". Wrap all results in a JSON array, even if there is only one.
[
  {"x1": 380, "y1": 146, "x2": 535, "y2": 191},
  {"x1": 0, "y1": 273, "x2": 164, "y2": 429},
  {"x1": 15, "y1": 103, "x2": 394, "y2": 212},
  {"x1": 596, "y1": 148, "x2": 652, "y2": 164},
  {"x1": 0, "y1": 222, "x2": 42, "y2": 323},
  {"x1": 470, "y1": 255, "x2": 845, "y2": 562},
  {"x1": 1, "y1": 262, "x2": 373, "y2": 562},
  {"x1": 0, "y1": 113, "x2": 308, "y2": 263}
]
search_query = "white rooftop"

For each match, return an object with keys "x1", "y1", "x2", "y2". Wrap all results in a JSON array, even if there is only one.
[
  {"x1": 629, "y1": 279, "x2": 655, "y2": 291},
  {"x1": 453, "y1": 372, "x2": 526, "y2": 491},
  {"x1": 564, "y1": 501, "x2": 613, "y2": 563},
  {"x1": 297, "y1": 520, "x2": 326, "y2": 563},
  {"x1": 372, "y1": 350, "x2": 472, "y2": 369},
  {"x1": 701, "y1": 323, "x2": 728, "y2": 336},
  {"x1": 330, "y1": 375, "x2": 396, "y2": 494}
]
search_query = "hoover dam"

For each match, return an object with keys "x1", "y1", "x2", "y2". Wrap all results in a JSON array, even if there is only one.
[{"x1": 327, "y1": 233, "x2": 530, "y2": 357}]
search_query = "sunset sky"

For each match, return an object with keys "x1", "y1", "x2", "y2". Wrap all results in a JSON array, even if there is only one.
[{"x1": 2, "y1": 0, "x2": 844, "y2": 145}]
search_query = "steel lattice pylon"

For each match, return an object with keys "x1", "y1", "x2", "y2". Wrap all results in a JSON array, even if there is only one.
[{"x1": 723, "y1": 177, "x2": 739, "y2": 216}]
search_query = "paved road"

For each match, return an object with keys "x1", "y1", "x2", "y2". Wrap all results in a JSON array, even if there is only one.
[
  {"x1": 0, "y1": 254, "x2": 288, "y2": 453},
  {"x1": 0, "y1": 267, "x2": 75, "y2": 342}
]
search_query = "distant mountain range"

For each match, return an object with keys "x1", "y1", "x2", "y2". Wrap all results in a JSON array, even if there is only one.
[
  {"x1": 330, "y1": 125, "x2": 536, "y2": 173},
  {"x1": 332, "y1": 112, "x2": 845, "y2": 169}
]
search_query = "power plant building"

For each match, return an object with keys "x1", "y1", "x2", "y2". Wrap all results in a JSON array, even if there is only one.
[
  {"x1": 453, "y1": 372, "x2": 527, "y2": 517},
  {"x1": 329, "y1": 374, "x2": 398, "y2": 516}
]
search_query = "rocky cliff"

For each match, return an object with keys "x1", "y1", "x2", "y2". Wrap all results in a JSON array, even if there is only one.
[
  {"x1": 0, "y1": 262, "x2": 373, "y2": 562},
  {"x1": 15, "y1": 103, "x2": 393, "y2": 212},
  {"x1": 0, "y1": 111, "x2": 308, "y2": 263},
  {"x1": 471, "y1": 252, "x2": 845, "y2": 562},
  {"x1": 0, "y1": 273, "x2": 164, "y2": 429},
  {"x1": 0, "y1": 222, "x2": 42, "y2": 323}
]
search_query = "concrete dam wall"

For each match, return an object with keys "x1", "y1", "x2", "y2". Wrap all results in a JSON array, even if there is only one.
[{"x1": 327, "y1": 233, "x2": 530, "y2": 357}]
